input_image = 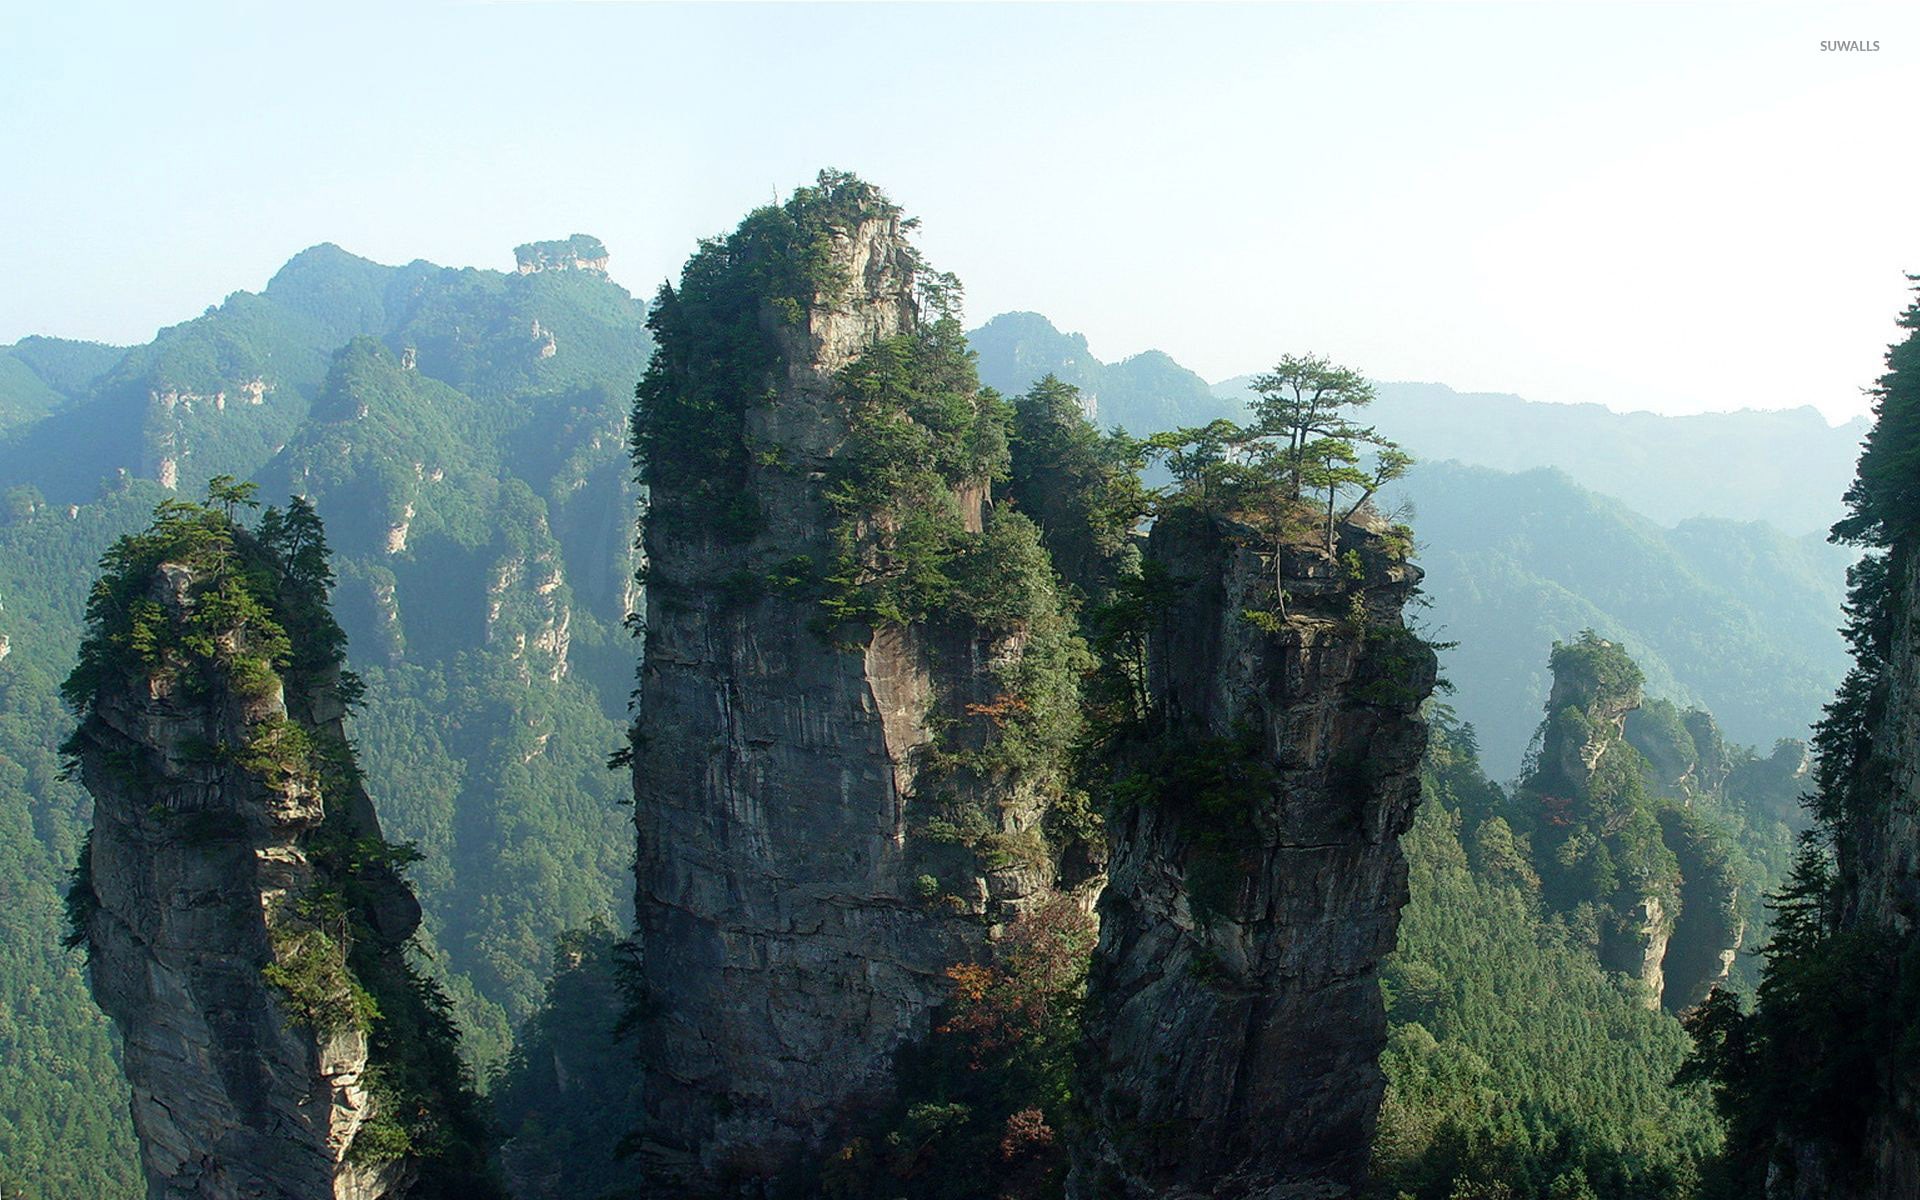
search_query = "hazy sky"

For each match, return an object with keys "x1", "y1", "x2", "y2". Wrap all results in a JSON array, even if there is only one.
[{"x1": 4, "y1": 2, "x2": 1915, "y2": 422}]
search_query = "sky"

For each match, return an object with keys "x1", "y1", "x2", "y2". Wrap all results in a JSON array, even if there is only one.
[{"x1": 2, "y1": 1, "x2": 1916, "y2": 423}]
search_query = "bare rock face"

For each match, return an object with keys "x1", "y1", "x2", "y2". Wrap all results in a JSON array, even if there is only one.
[
  {"x1": 1071, "y1": 510, "x2": 1436, "y2": 1200},
  {"x1": 67, "y1": 556, "x2": 426, "y2": 1200},
  {"x1": 630, "y1": 181, "x2": 1077, "y2": 1192}
]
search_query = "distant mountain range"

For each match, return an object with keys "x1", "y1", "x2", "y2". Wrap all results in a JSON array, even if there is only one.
[
  {"x1": 968, "y1": 311, "x2": 1856, "y2": 777},
  {"x1": 971, "y1": 311, "x2": 1866, "y2": 538}
]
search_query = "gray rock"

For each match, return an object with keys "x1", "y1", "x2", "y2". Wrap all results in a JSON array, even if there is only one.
[
  {"x1": 629, "y1": 186, "x2": 1081, "y2": 1194},
  {"x1": 72, "y1": 560, "x2": 421, "y2": 1200},
  {"x1": 1070, "y1": 511, "x2": 1435, "y2": 1200}
]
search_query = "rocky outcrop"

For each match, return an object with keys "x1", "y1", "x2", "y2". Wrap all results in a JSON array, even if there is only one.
[
  {"x1": 1600, "y1": 894, "x2": 1672, "y2": 1002},
  {"x1": 629, "y1": 180, "x2": 1079, "y2": 1192},
  {"x1": 1524, "y1": 635, "x2": 1723, "y2": 1008},
  {"x1": 67, "y1": 555, "x2": 424, "y2": 1200},
  {"x1": 1540, "y1": 639, "x2": 1640, "y2": 785},
  {"x1": 1071, "y1": 510, "x2": 1436, "y2": 1200},
  {"x1": 513, "y1": 235, "x2": 609, "y2": 276}
]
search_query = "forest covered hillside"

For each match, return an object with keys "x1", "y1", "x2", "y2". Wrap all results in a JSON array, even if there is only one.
[
  {"x1": 0, "y1": 238, "x2": 650, "y2": 1197},
  {"x1": 1404, "y1": 462, "x2": 1851, "y2": 777}
]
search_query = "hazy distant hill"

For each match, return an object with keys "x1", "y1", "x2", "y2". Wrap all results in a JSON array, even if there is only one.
[
  {"x1": 1219, "y1": 376, "x2": 1866, "y2": 537},
  {"x1": 968, "y1": 311, "x2": 1854, "y2": 777},
  {"x1": 0, "y1": 336, "x2": 123, "y2": 436},
  {"x1": 1397, "y1": 462, "x2": 1850, "y2": 777},
  {"x1": 970, "y1": 311, "x2": 1865, "y2": 537},
  {"x1": 971, "y1": 311, "x2": 1229, "y2": 435}
]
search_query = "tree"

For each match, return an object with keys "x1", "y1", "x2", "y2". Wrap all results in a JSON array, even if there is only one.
[
  {"x1": 1247, "y1": 353, "x2": 1380, "y2": 501},
  {"x1": 1008, "y1": 376, "x2": 1150, "y2": 602},
  {"x1": 1148, "y1": 354, "x2": 1411, "y2": 559},
  {"x1": 205, "y1": 474, "x2": 260, "y2": 520}
]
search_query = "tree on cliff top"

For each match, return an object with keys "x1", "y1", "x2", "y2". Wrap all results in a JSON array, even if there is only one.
[
  {"x1": 1248, "y1": 352, "x2": 1381, "y2": 502},
  {"x1": 1146, "y1": 352, "x2": 1410, "y2": 562}
]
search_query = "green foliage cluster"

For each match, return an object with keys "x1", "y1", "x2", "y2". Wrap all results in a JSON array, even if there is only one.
[
  {"x1": 1372, "y1": 712, "x2": 1723, "y2": 1200},
  {"x1": 59, "y1": 489, "x2": 308, "y2": 715},
  {"x1": 1548, "y1": 631, "x2": 1645, "y2": 714},
  {"x1": 818, "y1": 320, "x2": 1011, "y2": 627},
  {"x1": 262, "y1": 922, "x2": 381, "y2": 1036},
  {"x1": 1678, "y1": 281, "x2": 1920, "y2": 1196},
  {"x1": 634, "y1": 170, "x2": 922, "y2": 545},
  {"x1": 1516, "y1": 634, "x2": 1674, "y2": 924},
  {"x1": 1831, "y1": 278, "x2": 1920, "y2": 549},
  {"x1": 1006, "y1": 375, "x2": 1151, "y2": 605},
  {"x1": 1145, "y1": 353, "x2": 1411, "y2": 556}
]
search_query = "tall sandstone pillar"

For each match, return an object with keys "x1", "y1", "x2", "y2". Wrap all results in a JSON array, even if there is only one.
[
  {"x1": 630, "y1": 175, "x2": 1078, "y2": 1192},
  {"x1": 63, "y1": 509, "x2": 484, "y2": 1200},
  {"x1": 1072, "y1": 509, "x2": 1436, "y2": 1200}
]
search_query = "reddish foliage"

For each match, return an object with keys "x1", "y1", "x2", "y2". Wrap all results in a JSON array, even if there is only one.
[
  {"x1": 937, "y1": 896, "x2": 1094, "y2": 1066},
  {"x1": 999, "y1": 1108, "x2": 1055, "y2": 1161},
  {"x1": 965, "y1": 693, "x2": 1032, "y2": 728}
]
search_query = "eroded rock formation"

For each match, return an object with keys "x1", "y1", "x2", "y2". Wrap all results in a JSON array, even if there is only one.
[
  {"x1": 65, "y1": 507, "x2": 492, "y2": 1200},
  {"x1": 1525, "y1": 634, "x2": 1751, "y2": 1009},
  {"x1": 628, "y1": 176, "x2": 1088, "y2": 1192},
  {"x1": 1071, "y1": 509, "x2": 1436, "y2": 1199}
]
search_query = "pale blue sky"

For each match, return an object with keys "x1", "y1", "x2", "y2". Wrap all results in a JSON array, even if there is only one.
[{"x1": 3, "y1": 1, "x2": 1915, "y2": 421}]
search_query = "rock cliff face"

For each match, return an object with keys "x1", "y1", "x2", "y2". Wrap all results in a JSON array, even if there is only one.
[
  {"x1": 68, "y1": 558, "x2": 421, "y2": 1200},
  {"x1": 630, "y1": 179, "x2": 1078, "y2": 1192},
  {"x1": 1843, "y1": 545, "x2": 1920, "y2": 975},
  {"x1": 1071, "y1": 510, "x2": 1436, "y2": 1199},
  {"x1": 1800, "y1": 546, "x2": 1920, "y2": 1198}
]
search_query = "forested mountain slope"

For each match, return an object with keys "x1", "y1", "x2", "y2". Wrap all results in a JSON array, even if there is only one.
[
  {"x1": 0, "y1": 336, "x2": 124, "y2": 436},
  {"x1": 1404, "y1": 462, "x2": 1851, "y2": 777},
  {"x1": 0, "y1": 237, "x2": 649, "y2": 1196}
]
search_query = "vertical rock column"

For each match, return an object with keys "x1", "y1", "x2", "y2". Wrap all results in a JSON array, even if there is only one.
[
  {"x1": 68, "y1": 560, "x2": 424, "y2": 1200},
  {"x1": 630, "y1": 179, "x2": 1066, "y2": 1192},
  {"x1": 1073, "y1": 511, "x2": 1436, "y2": 1200}
]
